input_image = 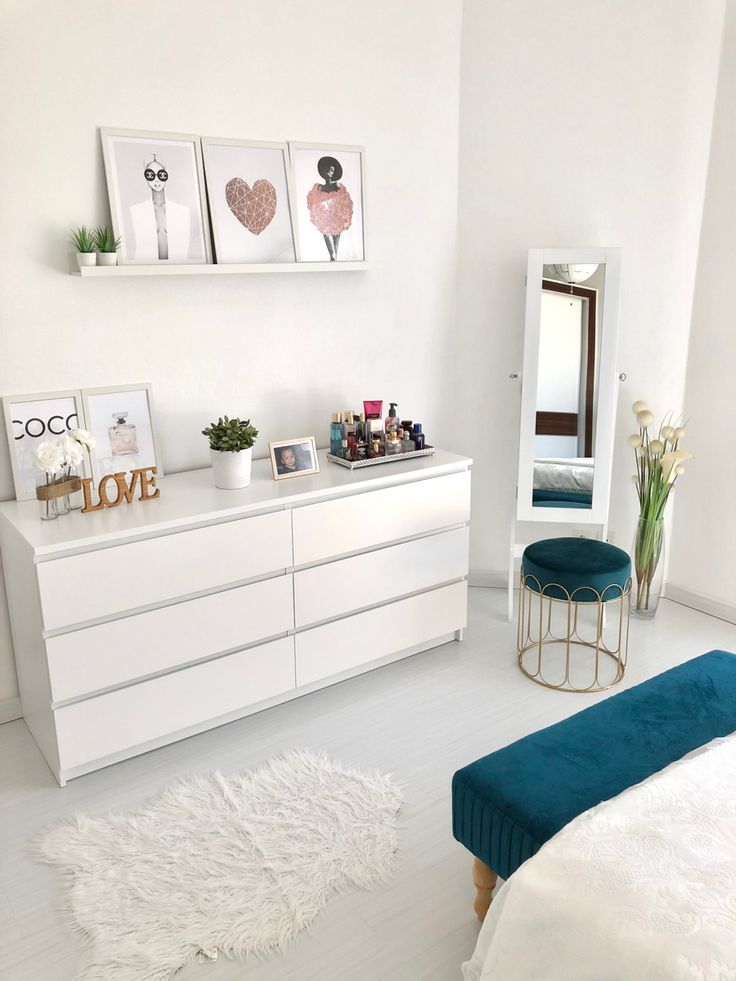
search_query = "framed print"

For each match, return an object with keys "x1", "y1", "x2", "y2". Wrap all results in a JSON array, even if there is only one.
[
  {"x1": 81, "y1": 384, "x2": 162, "y2": 481},
  {"x1": 201, "y1": 138, "x2": 296, "y2": 263},
  {"x1": 100, "y1": 128, "x2": 212, "y2": 265},
  {"x1": 3, "y1": 390, "x2": 87, "y2": 500},
  {"x1": 288, "y1": 143, "x2": 365, "y2": 262},
  {"x1": 269, "y1": 437, "x2": 320, "y2": 481}
]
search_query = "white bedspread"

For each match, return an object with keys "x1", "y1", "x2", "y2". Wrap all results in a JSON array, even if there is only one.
[
  {"x1": 462, "y1": 734, "x2": 736, "y2": 981},
  {"x1": 534, "y1": 457, "x2": 594, "y2": 493}
]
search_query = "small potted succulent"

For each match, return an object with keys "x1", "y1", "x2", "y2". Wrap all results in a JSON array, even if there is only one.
[
  {"x1": 69, "y1": 225, "x2": 97, "y2": 269},
  {"x1": 202, "y1": 416, "x2": 259, "y2": 489},
  {"x1": 94, "y1": 226, "x2": 122, "y2": 266}
]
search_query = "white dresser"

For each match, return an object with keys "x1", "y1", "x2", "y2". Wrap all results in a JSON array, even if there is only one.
[{"x1": 0, "y1": 448, "x2": 472, "y2": 785}]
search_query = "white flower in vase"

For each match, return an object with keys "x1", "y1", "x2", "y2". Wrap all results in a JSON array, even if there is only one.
[
  {"x1": 627, "y1": 402, "x2": 693, "y2": 618},
  {"x1": 69, "y1": 427, "x2": 96, "y2": 452},
  {"x1": 58, "y1": 434, "x2": 84, "y2": 469},
  {"x1": 33, "y1": 441, "x2": 63, "y2": 477}
]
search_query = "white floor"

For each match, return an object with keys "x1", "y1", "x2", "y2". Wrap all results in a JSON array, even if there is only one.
[{"x1": 2, "y1": 588, "x2": 736, "y2": 981}]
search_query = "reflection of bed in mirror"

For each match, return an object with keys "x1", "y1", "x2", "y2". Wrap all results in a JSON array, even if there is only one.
[{"x1": 532, "y1": 457, "x2": 593, "y2": 508}]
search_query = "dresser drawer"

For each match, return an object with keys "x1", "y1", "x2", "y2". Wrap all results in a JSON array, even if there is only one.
[
  {"x1": 292, "y1": 471, "x2": 470, "y2": 566},
  {"x1": 295, "y1": 581, "x2": 467, "y2": 687},
  {"x1": 38, "y1": 509, "x2": 292, "y2": 630},
  {"x1": 294, "y1": 527, "x2": 468, "y2": 627},
  {"x1": 55, "y1": 636, "x2": 295, "y2": 770},
  {"x1": 47, "y1": 574, "x2": 293, "y2": 702}
]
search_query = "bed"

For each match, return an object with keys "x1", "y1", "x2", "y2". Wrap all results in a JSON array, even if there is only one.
[
  {"x1": 461, "y1": 733, "x2": 736, "y2": 981},
  {"x1": 533, "y1": 456, "x2": 594, "y2": 508}
]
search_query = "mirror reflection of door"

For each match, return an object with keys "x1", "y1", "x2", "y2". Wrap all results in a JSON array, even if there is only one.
[{"x1": 532, "y1": 266, "x2": 605, "y2": 510}]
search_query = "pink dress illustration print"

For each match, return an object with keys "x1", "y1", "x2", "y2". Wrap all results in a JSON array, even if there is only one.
[{"x1": 306, "y1": 156, "x2": 353, "y2": 260}]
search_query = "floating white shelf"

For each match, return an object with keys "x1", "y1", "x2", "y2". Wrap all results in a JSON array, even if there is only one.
[{"x1": 73, "y1": 261, "x2": 378, "y2": 277}]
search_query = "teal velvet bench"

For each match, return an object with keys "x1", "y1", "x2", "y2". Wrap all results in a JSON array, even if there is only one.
[{"x1": 452, "y1": 650, "x2": 736, "y2": 919}]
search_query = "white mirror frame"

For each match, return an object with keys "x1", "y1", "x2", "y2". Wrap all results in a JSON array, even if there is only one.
[{"x1": 516, "y1": 247, "x2": 622, "y2": 525}]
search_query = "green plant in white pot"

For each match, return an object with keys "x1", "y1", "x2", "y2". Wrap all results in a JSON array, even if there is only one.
[
  {"x1": 93, "y1": 226, "x2": 122, "y2": 266},
  {"x1": 202, "y1": 416, "x2": 259, "y2": 489},
  {"x1": 69, "y1": 225, "x2": 97, "y2": 269}
]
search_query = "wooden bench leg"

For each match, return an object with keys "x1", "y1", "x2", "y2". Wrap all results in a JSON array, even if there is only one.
[{"x1": 472, "y1": 858, "x2": 497, "y2": 921}]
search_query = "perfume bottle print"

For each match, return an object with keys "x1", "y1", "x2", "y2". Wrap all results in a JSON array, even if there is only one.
[{"x1": 109, "y1": 412, "x2": 138, "y2": 456}]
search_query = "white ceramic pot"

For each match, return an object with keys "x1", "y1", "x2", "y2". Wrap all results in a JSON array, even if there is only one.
[
  {"x1": 76, "y1": 252, "x2": 97, "y2": 269},
  {"x1": 210, "y1": 447, "x2": 253, "y2": 489},
  {"x1": 97, "y1": 252, "x2": 118, "y2": 267}
]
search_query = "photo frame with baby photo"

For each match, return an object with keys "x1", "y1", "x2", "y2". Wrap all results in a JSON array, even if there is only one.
[{"x1": 269, "y1": 436, "x2": 319, "y2": 481}]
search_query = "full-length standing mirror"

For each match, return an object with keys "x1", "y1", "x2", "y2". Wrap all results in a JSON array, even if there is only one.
[{"x1": 516, "y1": 248, "x2": 622, "y2": 526}]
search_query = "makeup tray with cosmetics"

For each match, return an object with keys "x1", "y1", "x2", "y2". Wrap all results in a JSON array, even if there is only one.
[{"x1": 327, "y1": 400, "x2": 434, "y2": 470}]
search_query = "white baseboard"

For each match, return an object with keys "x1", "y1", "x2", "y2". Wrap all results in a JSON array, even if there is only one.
[
  {"x1": 468, "y1": 570, "x2": 508, "y2": 589},
  {"x1": 664, "y1": 583, "x2": 736, "y2": 626},
  {"x1": 0, "y1": 696, "x2": 21, "y2": 725}
]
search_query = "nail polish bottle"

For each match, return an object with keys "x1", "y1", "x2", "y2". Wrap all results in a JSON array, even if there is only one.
[
  {"x1": 412, "y1": 423, "x2": 425, "y2": 450},
  {"x1": 330, "y1": 413, "x2": 344, "y2": 455}
]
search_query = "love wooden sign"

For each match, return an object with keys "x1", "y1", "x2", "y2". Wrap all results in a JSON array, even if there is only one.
[{"x1": 81, "y1": 467, "x2": 160, "y2": 513}]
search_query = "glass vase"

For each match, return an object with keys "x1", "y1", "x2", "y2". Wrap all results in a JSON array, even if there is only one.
[
  {"x1": 63, "y1": 467, "x2": 84, "y2": 511},
  {"x1": 631, "y1": 516, "x2": 665, "y2": 618}
]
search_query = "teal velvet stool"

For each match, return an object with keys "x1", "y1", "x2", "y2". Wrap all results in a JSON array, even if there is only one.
[
  {"x1": 518, "y1": 537, "x2": 632, "y2": 692},
  {"x1": 452, "y1": 650, "x2": 736, "y2": 919}
]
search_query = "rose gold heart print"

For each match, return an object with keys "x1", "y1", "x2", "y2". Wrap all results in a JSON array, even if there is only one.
[{"x1": 225, "y1": 178, "x2": 277, "y2": 235}]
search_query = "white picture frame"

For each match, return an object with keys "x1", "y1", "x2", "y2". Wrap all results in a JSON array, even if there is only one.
[
  {"x1": 201, "y1": 138, "x2": 297, "y2": 263},
  {"x1": 2, "y1": 390, "x2": 88, "y2": 501},
  {"x1": 288, "y1": 143, "x2": 365, "y2": 262},
  {"x1": 269, "y1": 436, "x2": 320, "y2": 481},
  {"x1": 100, "y1": 127, "x2": 212, "y2": 265},
  {"x1": 81, "y1": 384, "x2": 163, "y2": 482}
]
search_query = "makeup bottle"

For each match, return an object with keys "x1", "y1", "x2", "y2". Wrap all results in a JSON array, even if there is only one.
[
  {"x1": 401, "y1": 429, "x2": 416, "y2": 452},
  {"x1": 412, "y1": 423, "x2": 425, "y2": 450},
  {"x1": 109, "y1": 412, "x2": 138, "y2": 456},
  {"x1": 385, "y1": 403, "x2": 398, "y2": 434},
  {"x1": 330, "y1": 413, "x2": 344, "y2": 455}
]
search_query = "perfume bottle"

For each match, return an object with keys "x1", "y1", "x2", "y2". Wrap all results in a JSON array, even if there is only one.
[
  {"x1": 330, "y1": 413, "x2": 344, "y2": 454},
  {"x1": 109, "y1": 412, "x2": 138, "y2": 456},
  {"x1": 386, "y1": 430, "x2": 402, "y2": 455},
  {"x1": 412, "y1": 423, "x2": 425, "y2": 450},
  {"x1": 401, "y1": 429, "x2": 416, "y2": 452}
]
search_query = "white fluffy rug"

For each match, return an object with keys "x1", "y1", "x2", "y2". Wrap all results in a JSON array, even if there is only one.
[{"x1": 37, "y1": 750, "x2": 402, "y2": 981}]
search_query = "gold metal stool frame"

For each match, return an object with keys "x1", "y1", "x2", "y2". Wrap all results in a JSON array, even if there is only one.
[{"x1": 517, "y1": 572, "x2": 632, "y2": 693}]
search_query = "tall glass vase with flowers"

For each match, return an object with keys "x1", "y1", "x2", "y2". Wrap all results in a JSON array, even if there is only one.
[{"x1": 628, "y1": 400, "x2": 691, "y2": 618}]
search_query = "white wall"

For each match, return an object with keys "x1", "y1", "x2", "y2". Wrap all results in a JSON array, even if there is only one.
[
  {"x1": 451, "y1": 0, "x2": 725, "y2": 577},
  {"x1": 668, "y1": 0, "x2": 736, "y2": 617},
  {"x1": 0, "y1": 0, "x2": 463, "y2": 712}
]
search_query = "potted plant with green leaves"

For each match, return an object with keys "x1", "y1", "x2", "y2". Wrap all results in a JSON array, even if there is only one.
[
  {"x1": 69, "y1": 225, "x2": 97, "y2": 269},
  {"x1": 202, "y1": 416, "x2": 259, "y2": 489},
  {"x1": 93, "y1": 226, "x2": 122, "y2": 266}
]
